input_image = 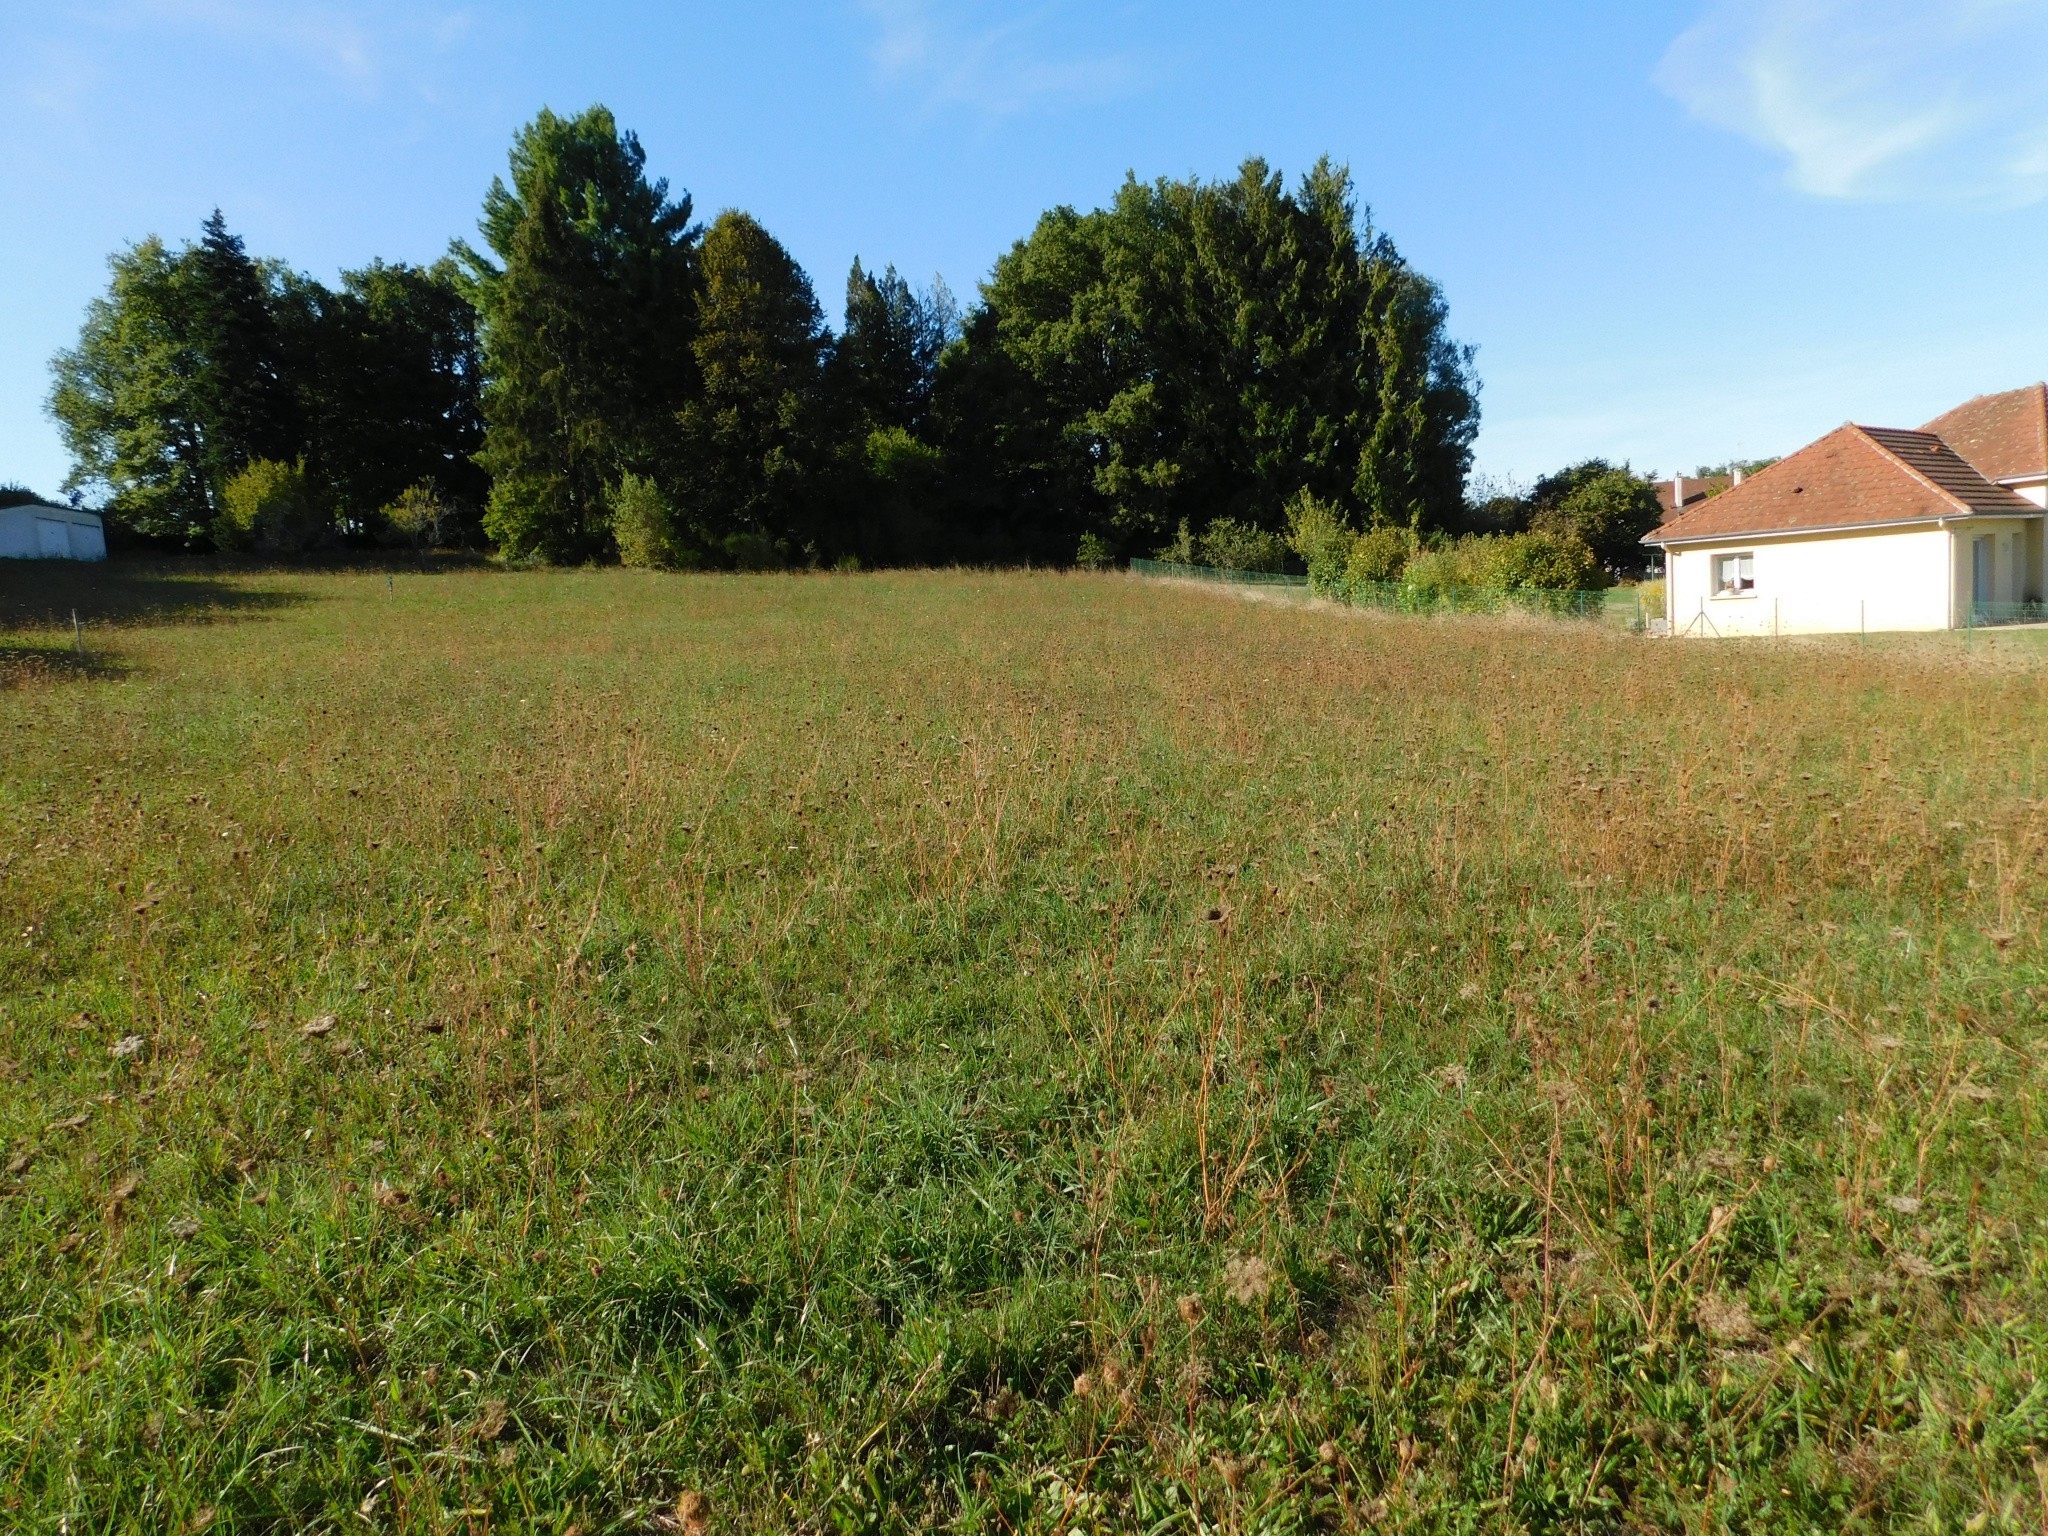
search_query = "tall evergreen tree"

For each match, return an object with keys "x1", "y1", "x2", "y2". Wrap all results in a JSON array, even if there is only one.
[
  {"x1": 829, "y1": 261, "x2": 955, "y2": 437},
  {"x1": 813, "y1": 261, "x2": 959, "y2": 563},
  {"x1": 673, "y1": 211, "x2": 826, "y2": 563},
  {"x1": 462, "y1": 106, "x2": 700, "y2": 562},
  {"x1": 187, "y1": 211, "x2": 302, "y2": 483},
  {"x1": 1355, "y1": 249, "x2": 1479, "y2": 533}
]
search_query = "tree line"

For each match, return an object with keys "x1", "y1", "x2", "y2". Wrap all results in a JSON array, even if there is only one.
[{"x1": 47, "y1": 104, "x2": 1660, "y2": 574}]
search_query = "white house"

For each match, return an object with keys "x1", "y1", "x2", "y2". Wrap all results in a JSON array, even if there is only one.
[
  {"x1": 0, "y1": 503, "x2": 106, "y2": 562},
  {"x1": 1646, "y1": 385, "x2": 2048, "y2": 636}
]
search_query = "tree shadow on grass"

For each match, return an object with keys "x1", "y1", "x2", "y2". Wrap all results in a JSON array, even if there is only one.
[
  {"x1": 0, "y1": 560, "x2": 310, "y2": 633},
  {"x1": 0, "y1": 645, "x2": 131, "y2": 690}
]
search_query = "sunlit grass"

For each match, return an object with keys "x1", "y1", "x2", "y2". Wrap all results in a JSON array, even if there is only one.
[{"x1": 2, "y1": 564, "x2": 2045, "y2": 1533}]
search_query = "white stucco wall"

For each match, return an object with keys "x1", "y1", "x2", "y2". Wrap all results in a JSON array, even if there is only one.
[
  {"x1": 1667, "y1": 517, "x2": 2045, "y2": 635},
  {"x1": 1668, "y1": 524, "x2": 1958, "y2": 635}
]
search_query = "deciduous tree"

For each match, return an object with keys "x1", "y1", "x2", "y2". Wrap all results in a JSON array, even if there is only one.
[
  {"x1": 49, "y1": 214, "x2": 302, "y2": 544},
  {"x1": 286, "y1": 259, "x2": 485, "y2": 541},
  {"x1": 954, "y1": 159, "x2": 1479, "y2": 557}
]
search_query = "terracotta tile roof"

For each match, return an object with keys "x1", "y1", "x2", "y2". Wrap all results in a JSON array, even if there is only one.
[
  {"x1": 1645, "y1": 424, "x2": 2037, "y2": 545},
  {"x1": 1653, "y1": 475, "x2": 1731, "y2": 516},
  {"x1": 1919, "y1": 384, "x2": 2048, "y2": 484}
]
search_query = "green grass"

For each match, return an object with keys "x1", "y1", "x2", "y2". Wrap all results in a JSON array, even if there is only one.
[{"x1": 3, "y1": 563, "x2": 2047, "y2": 1534}]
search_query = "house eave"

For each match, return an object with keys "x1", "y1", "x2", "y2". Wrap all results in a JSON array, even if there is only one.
[{"x1": 1644, "y1": 509, "x2": 2046, "y2": 549}]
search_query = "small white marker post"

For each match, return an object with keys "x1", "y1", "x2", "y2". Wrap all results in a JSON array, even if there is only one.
[{"x1": 72, "y1": 609, "x2": 83, "y2": 656}]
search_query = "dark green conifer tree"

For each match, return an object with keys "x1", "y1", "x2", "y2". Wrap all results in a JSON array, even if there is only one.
[
  {"x1": 462, "y1": 106, "x2": 700, "y2": 562},
  {"x1": 672, "y1": 211, "x2": 827, "y2": 565},
  {"x1": 188, "y1": 211, "x2": 302, "y2": 483}
]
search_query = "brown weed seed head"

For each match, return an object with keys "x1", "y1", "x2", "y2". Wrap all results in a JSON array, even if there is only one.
[
  {"x1": 1212, "y1": 1453, "x2": 1255, "y2": 1489},
  {"x1": 1694, "y1": 1294, "x2": 1757, "y2": 1344},
  {"x1": 1177, "y1": 1294, "x2": 1206, "y2": 1326},
  {"x1": 1223, "y1": 1253, "x2": 1275, "y2": 1304}
]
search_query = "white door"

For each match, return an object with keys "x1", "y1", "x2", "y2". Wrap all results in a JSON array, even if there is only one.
[{"x1": 34, "y1": 518, "x2": 69, "y2": 558}]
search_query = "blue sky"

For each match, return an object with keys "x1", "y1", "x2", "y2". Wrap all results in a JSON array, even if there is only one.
[{"x1": 5, "y1": 0, "x2": 2048, "y2": 500}]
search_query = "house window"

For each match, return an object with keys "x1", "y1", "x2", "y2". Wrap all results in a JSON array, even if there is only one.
[{"x1": 1712, "y1": 551, "x2": 1755, "y2": 595}]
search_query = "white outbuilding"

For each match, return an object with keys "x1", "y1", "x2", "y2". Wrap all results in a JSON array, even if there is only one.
[
  {"x1": 1646, "y1": 385, "x2": 2048, "y2": 636},
  {"x1": 0, "y1": 503, "x2": 107, "y2": 562}
]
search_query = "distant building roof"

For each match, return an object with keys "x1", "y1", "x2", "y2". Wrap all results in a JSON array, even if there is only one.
[
  {"x1": 1645, "y1": 424, "x2": 2038, "y2": 545},
  {"x1": 1918, "y1": 383, "x2": 2048, "y2": 484},
  {"x1": 1654, "y1": 475, "x2": 1731, "y2": 517}
]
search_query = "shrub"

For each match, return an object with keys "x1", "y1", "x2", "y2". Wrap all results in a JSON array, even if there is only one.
[
  {"x1": 1154, "y1": 520, "x2": 1196, "y2": 565},
  {"x1": 609, "y1": 473, "x2": 685, "y2": 570},
  {"x1": 1632, "y1": 578, "x2": 1666, "y2": 624},
  {"x1": 380, "y1": 483, "x2": 458, "y2": 550},
  {"x1": 1285, "y1": 491, "x2": 1356, "y2": 592},
  {"x1": 1388, "y1": 531, "x2": 1605, "y2": 603},
  {"x1": 215, "y1": 459, "x2": 332, "y2": 554},
  {"x1": 1075, "y1": 533, "x2": 1115, "y2": 569},
  {"x1": 1479, "y1": 530, "x2": 1607, "y2": 592},
  {"x1": 722, "y1": 531, "x2": 783, "y2": 571},
  {"x1": 1399, "y1": 541, "x2": 1476, "y2": 599},
  {"x1": 1196, "y1": 516, "x2": 1290, "y2": 573},
  {"x1": 1345, "y1": 525, "x2": 1416, "y2": 586}
]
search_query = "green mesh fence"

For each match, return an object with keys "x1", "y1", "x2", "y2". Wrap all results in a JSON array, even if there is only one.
[
  {"x1": 1129, "y1": 558, "x2": 1627, "y2": 624},
  {"x1": 1127, "y1": 558, "x2": 1309, "y2": 588},
  {"x1": 1330, "y1": 579, "x2": 1609, "y2": 620},
  {"x1": 1967, "y1": 601, "x2": 2048, "y2": 629}
]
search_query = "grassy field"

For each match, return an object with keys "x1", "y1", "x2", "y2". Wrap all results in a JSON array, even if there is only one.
[{"x1": 3, "y1": 564, "x2": 2047, "y2": 1535}]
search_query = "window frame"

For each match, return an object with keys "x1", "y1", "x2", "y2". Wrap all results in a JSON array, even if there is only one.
[{"x1": 1710, "y1": 550, "x2": 1756, "y2": 598}]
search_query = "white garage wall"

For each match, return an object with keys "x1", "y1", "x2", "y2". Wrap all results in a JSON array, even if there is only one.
[{"x1": 0, "y1": 505, "x2": 107, "y2": 561}]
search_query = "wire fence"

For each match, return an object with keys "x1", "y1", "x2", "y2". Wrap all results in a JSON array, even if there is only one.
[
  {"x1": 1331, "y1": 579, "x2": 1613, "y2": 622},
  {"x1": 1969, "y1": 601, "x2": 2048, "y2": 629},
  {"x1": 1129, "y1": 557, "x2": 1634, "y2": 626},
  {"x1": 1127, "y1": 558, "x2": 1310, "y2": 589},
  {"x1": 1668, "y1": 593, "x2": 2048, "y2": 639}
]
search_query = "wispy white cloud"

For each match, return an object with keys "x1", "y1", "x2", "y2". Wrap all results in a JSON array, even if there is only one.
[
  {"x1": 1658, "y1": 0, "x2": 2048, "y2": 204},
  {"x1": 861, "y1": 0, "x2": 1143, "y2": 117},
  {"x1": 47, "y1": 0, "x2": 476, "y2": 97}
]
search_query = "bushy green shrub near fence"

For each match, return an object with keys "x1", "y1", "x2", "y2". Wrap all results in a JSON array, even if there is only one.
[
  {"x1": 213, "y1": 458, "x2": 334, "y2": 554},
  {"x1": 1284, "y1": 497, "x2": 1604, "y2": 608},
  {"x1": 1340, "y1": 577, "x2": 1607, "y2": 619},
  {"x1": 1155, "y1": 517, "x2": 1294, "y2": 575}
]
